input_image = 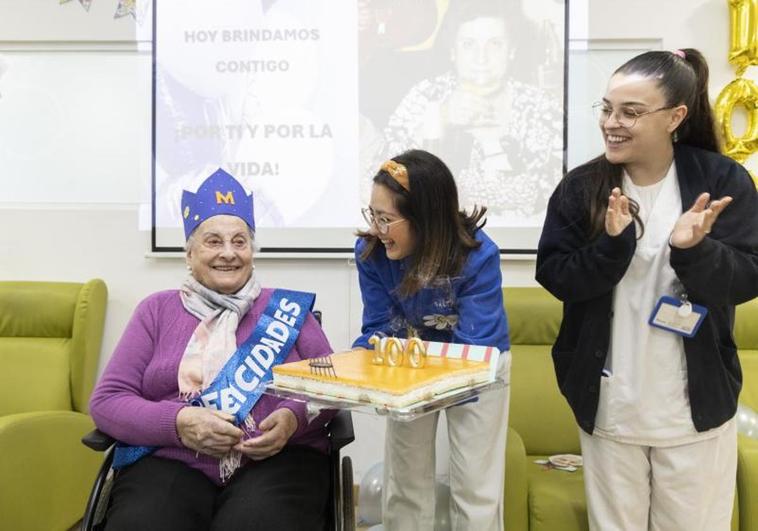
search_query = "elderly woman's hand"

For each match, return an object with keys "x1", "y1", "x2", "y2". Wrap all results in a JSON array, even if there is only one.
[
  {"x1": 233, "y1": 408, "x2": 298, "y2": 460},
  {"x1": 444, "y1": 88, "x2": 492, "y2": 127},
  {"x1": 176, "y1": 407, "x2": 244, "y2": 458}
]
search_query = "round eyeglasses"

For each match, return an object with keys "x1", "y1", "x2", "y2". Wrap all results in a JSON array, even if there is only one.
[
  {"x1": 361, "y1": 207, "x2": 407, "y2": 235},
  {"x1": 592, "y1": 101, "x2": 676, "y2": 128}
]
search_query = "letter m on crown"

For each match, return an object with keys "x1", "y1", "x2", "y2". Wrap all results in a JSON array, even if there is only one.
[{"x1": 216, "y1": 190, "x2": 235, "y2": 204}]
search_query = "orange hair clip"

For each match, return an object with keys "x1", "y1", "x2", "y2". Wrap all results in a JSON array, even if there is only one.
[{"x1": 381, "y1": 160, "x2": 410, "y2": 191}]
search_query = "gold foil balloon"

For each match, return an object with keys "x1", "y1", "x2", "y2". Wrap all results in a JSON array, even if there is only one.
[
  {"x1": 715, "y1": 77, "x2": 758, "y2": 163},
  {"x1": 718, "y1": 0, "x2": 758, "y2": 187},
  {"x1": 728, "y1": 0, "x2": 758, "y2": 76}
]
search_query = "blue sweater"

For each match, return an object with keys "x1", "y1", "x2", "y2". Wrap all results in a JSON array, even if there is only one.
[{"x1": 353, "y1": 230, "x2": 510, "y2": 352}]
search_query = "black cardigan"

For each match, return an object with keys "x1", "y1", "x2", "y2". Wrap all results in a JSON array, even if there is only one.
[{"x1": 536, "y1": 144, "x2": 758, "y2": 434}]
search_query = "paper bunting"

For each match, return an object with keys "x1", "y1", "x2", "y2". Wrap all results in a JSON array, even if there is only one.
[
  {"x1": 58, "y1": 0, "x2": 150, "y2": 23},
  {"x1": 261, "y1": 0, "x2": 278, "y2": 13},
  {"x1": 114, "y1": 0, "x2": 136, "y2": 19}
]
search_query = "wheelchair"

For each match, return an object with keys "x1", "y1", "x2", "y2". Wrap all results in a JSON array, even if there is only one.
[
  {"x1": 81, "y1": 310, "x2": 356, "y2": 530},
  {"x1": 80, "y1": 409, "x2": 356, "y2": 531}
]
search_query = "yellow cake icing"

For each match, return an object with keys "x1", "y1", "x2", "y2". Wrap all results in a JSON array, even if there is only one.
[{"x1": 272, "y1": 348, "x2": 491, "y2": 407}]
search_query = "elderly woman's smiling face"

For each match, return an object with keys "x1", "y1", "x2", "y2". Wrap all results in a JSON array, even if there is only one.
[{"x1": 186, "y1": 215, "x2": 254, "y2": 294}]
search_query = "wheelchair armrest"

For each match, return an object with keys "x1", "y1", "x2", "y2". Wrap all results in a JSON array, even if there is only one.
[
  {"x1": 82, "y1": 429, "x2": 116, "y2": 452},
  {"x1": 327, "y1": 410, "x2": 355, "y2": 451}
]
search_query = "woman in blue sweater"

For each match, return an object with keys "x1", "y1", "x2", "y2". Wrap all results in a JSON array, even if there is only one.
[{"x1": 354, "y1": 149, "x2": 510, "y2": 531}]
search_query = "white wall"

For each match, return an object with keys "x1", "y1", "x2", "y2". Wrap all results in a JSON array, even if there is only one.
[
  {"x1": 567, "y1": 0, "x2": 758, "y2": 174},
  {"x1": 1, "y1": 0, "x2": 755, "y2": 483}
]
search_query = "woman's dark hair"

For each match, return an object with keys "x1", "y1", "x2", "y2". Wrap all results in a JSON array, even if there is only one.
[
  {"x1": 358, "y1": 149, "x2": 487, "y2": 297},
  {"x1": 435, "y1": 0, "x2": 540, "y2": 84},
  {"x1": 436, "y1": 0, "x2": 513, "y2": 51},
  {"x1": 579, "y1": 48, "x2": 720, "y2": 239},
  {"x1": 616, "y1": 48, "x2": 718, "y2": 152}
]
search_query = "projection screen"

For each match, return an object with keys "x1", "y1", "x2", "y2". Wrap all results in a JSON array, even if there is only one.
[{"x1": 152, "y1": 0, "x2": 567, "y2": 253}]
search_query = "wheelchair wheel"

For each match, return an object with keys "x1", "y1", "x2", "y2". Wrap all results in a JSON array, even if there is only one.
[{"x1": 341, "y1": 456, "x2": 355, "y2": 531}]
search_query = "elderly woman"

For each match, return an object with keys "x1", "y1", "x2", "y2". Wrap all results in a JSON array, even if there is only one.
[{"x1": 90, "y1": 169, "x2": 334, "y2": 531}]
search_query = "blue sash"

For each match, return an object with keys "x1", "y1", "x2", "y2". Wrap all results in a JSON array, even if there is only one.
[{"x1": 112, "y1": 289, "x2": 315, "y2": 469}]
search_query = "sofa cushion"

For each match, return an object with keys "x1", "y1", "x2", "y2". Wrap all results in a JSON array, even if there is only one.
[
  {"x1": 0, "y1": 338, "x2": 71, "y2": 415},
  {"x1": 735, "y1": 300, "x2": 758, "y2": 350},
  {"x1": 510, "y1": 345, "x2": 581, "y2": 455},
  {"x1": 736, "y1": 300, "x2": 758, "y2": 412},
  {"x1": 0, "y1": 283, "x2": 80, "y2": 338},
  {"x1": 527, "y1": 457, "x2": 588, "y2": 531},
  {"x1": 504, "y1": 288, "x2": 562, "y2": 345},
  {"x1": 740, "y1": 350, "x2": 758, "y2": 412}
]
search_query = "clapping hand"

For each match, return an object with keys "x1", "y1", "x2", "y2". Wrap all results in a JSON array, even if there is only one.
[
  {"x1": 605, "y1": 187, "x2": 633, "y2": 236},
  {"x1": 670, "y1": 192, "x2": 732, "y2": 249},
  {"x1": 176, "y1": 407, "x2": 243, "y2": 458},
  {"x1": 233, "y1": 408, "x2": 298, "y2": 461}
]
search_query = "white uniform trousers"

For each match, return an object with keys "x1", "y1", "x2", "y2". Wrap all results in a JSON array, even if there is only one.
[
  {"x1": 382, "y1": 353, "x2": 510, "y2": 531},
  {"x1": 579, "y1": 418, "x2": 737, "y2": 531}
]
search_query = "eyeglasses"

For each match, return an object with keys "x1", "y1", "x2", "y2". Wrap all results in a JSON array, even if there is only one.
[
  {"x1": 361, "y1": 207, "x2": 407, "y2": 235},
  {"x1": 195, "y1": 235, "x2": 252, "y2": 251},
  {"x1": 592, "y1": 101, "x2": 676, "y2": 128}
]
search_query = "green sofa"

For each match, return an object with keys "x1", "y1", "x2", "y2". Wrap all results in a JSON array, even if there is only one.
[
  {"x1": 502, "y1": 287, "x2": 757, "y2": 531},
  {"x1": 0, "y1": 280, "x2": 107, "y2": 531},
  {"x1": 735, "y1": 297, "x2": 758, "y2": 531}
]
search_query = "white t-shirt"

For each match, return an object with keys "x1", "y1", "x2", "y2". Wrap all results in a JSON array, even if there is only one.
[{"x1": 593, "y1": 162, "x2": 726, "y2": 446}]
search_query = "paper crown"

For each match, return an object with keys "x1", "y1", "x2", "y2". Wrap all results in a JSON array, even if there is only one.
[{"x1": 181, "y1": 168, "x2": 255, "y2": 240}]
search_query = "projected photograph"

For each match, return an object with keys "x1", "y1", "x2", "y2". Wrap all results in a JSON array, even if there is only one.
[
  {"x1": 152, "y1": 0, "x2": 566, "y2": 251},
  {"x1": 359, "y1": 0, "x2": 565, "y2": 224}
]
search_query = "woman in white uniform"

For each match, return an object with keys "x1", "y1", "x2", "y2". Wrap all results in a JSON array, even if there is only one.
[{"x1": 536, "y1": 49, "x2": 758, "y2": 530}]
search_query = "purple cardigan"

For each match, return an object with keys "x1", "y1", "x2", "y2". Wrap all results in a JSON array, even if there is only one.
[{"x1": 90, "y1": 288, "x2": 335, "y2": 484}]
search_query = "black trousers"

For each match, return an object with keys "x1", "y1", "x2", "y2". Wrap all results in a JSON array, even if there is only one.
[{"x1": 104, "y1": 446, "x2": 330, "y2": 531}]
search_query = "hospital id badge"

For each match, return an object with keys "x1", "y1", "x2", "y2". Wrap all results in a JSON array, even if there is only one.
[{"x1": 648, "y1": 296, "x2": 708, "y2": 338}]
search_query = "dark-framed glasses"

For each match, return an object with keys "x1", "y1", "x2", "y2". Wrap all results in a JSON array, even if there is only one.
[
  {"x1": 360, "y1": 207, "x2": 407, "y2": 235},
  {"x1": 592, "y1": 101, "x2": 676, "y2": 128}
]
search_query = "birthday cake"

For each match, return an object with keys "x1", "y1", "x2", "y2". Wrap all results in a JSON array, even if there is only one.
[{"x1": 272, "y1": 341, "x2": 497, "y2": 408}]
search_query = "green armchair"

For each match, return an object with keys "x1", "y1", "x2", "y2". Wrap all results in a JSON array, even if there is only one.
[
  {"x1": 0, "y1": 280, "x2": 107, "y2": 531},
  {"x1": 503, "y1": 287, "x2": 586, "y2": 531},
  {"x1": 502, "y1": 287, "x2": 755, "y2": 531},
  {"x1": 735, "y1": 298, "x2": 758, "y2": 531}
]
